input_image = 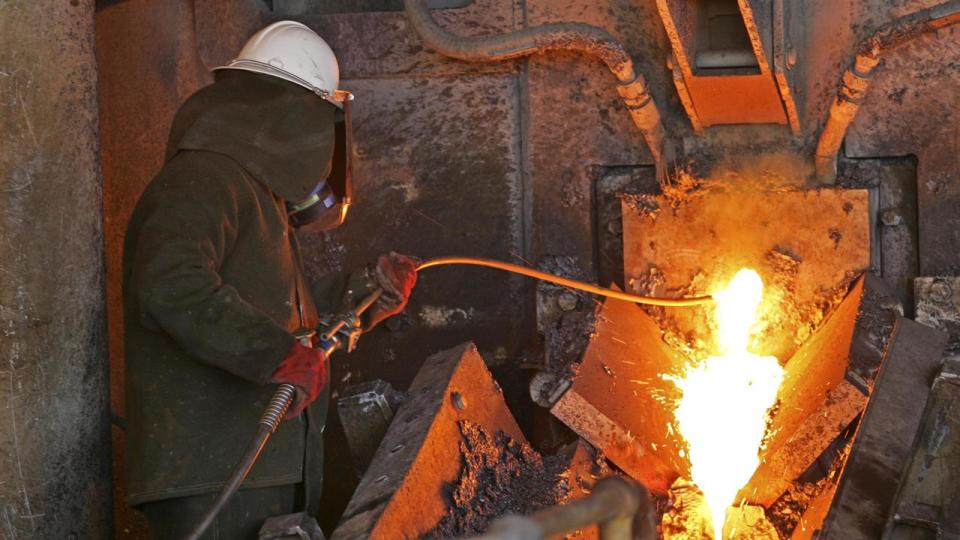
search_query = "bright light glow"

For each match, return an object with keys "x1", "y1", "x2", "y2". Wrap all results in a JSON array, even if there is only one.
[{"x1": 671, "y1": 269, "x2": 783, "y2": 539}]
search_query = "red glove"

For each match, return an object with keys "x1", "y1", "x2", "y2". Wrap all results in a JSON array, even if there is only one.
[
  {"x1": 270, "y1": 342, "x2": 328, "y2": 419},
  {"x1": 366, "y1": 252, "x2": 420, "y2": 329}
]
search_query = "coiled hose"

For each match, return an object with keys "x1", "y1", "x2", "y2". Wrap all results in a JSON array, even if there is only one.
[
  {"x1": 184, "y1": 257, "x2": 709, "y2": 538},
  {"x1": 184, "y1": 384, "x2": 296, "y2": 540}
]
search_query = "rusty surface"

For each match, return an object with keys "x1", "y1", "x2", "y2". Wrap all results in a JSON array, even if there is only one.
[
  {"x1": 791, "y1": 0, "x2": 949, "y2": 140},
  {"x1": 623, "y1": 188, "x2": 870, "y2": 363},
  {"x1": 405, "y1": 0, "x2": 637, "y2": 82},
  {"x1": 817, "y1": 318, "x2": 948, "y2": 539},
  {"x1": 303, "y1": 72, "x2": 532, "y2": 404},
  {"x1": 95, "y1": 2, "x2": 213, "y2": 535},
  {"x1": 884, "y1": 360, "x2": 960, "y2": 538},
  {"x1": 300, "y1": 3, "x2": 521, "y2": 80},
  {"x1": 525, "y1": 0, "x2": 668, "y2": 279},
  {"x1": 744, "y1": 277, "x2": 870, "y2": 506},
  {"x1": 424, "y1": 420, "x2": 553, "y2": 538},
  {"x1": 426, "y1": 435, "x2": 607, "y2": 538},
  {"x1": 655, "y1": 0, "x2": 791, "y2": 127},
  {"x1": 595, "y1": 167, "x2": 660, "y2": 287},
  {"x1": 766, "y1": 477, "x2": 837, "y2": 538},
  {"x1": 681, "y1": 73, "x2": 791, "y2": 127},
  {"x1": 332, "y1": 342, "x2": 524, "y2": 539},
  {"x1": 558, "y1": 440, "x2": 610, "y2": 540},
  {"x1": 771, "y1": 0, "x2": 801, "y2": 134},
  {"x1": 0, "y1": 0, "x2": 112, "y2": 537},
  {"x1": 789, "y1": 480, "x2": 839, "y2": 540},
  {"x1": 837, "y1": 158, "x2": 921, "y2": 314},
  {"x1": 191, "y1": 1, "x2": 522, "y2": 80},
  {"x1": 844, "y1": 14, "x2": 960, "y2": 276},
  {"x1": 915, "y1": 277, "x2": 960, "y2": 356},
  {"x1": 193, "y1": 0, "x2": 267, "y2": 71},
  {"x1": 551, "y1": 296, "x2": 689, "y2": 494}
]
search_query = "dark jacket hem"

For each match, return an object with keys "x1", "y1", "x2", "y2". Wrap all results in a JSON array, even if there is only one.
[{"x1": 128, "y1": 472, "x2": 303, "y2": 507}]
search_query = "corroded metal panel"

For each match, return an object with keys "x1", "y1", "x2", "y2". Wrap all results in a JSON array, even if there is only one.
[
  {"x1": 884, "y1": 361, "x2": 960, "y2": 538},
  {"x1": 915, "y1": 276, "x2": 960, "y2": 355},
  {"x1": 622, "y1": 188, "x2": 870, "y2": 363},
  {"x1": 744, "y1": 277, "x2": 870, "y2": 506},
  {"x1": 551, "y1": 296, "x2": 689, "y2": 494},
  {"x1": 655, "y1": 0, "x2": 791, "y2": 126},
  {"x1": 818, "y1": 319, "x2": 948, "y2": 539},
  {"x1": 525, "y1": 0, "x2": 666, "y2": 276},
  {"x1": 332, "y1": 342, "x2": 524, "y2": 539},
  {"x1": 305, "y1": 73, "x2": 530, "y2": 391},
  {"x1": 0, "y1": 0, "x2": 111, "y2": 536},
  {"x1": 844, "y1": 27, "x2": 960, "y2": 276}
]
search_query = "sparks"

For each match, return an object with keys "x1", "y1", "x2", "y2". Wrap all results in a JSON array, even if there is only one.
[{"x1": 671, "y1": 269, "x2": 784, "y2": 539}]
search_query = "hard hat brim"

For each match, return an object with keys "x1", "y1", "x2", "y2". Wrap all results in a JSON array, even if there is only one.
[{"x1": 214, "y1": 59, "x2": 346, "y2": 109}]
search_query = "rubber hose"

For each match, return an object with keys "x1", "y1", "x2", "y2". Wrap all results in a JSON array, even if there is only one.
[
  {"x1": 183, "y1": 384, "x2": 296, "y2": 540},
  {"x1": 416, "y1": 257, "x2": 713, "y2": 307}
]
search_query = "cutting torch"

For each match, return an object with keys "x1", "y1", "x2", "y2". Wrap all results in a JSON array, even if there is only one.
[{"x1": 184, "y1": 256, "x2": 713, "y2": 539}]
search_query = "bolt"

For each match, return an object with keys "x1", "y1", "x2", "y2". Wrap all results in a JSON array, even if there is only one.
[
  {"x1": 929, "y1": 279, "x2": 953, "y2": 304},
  {"x1": 451, "y1": 391, "x2": 466, "y2": 411},
  {"x1": 558, "y1": 292, "x2": 578, "y2": 311},
  {"x1": 880, "y1": 208, "x2": 903, "y2": 227}
]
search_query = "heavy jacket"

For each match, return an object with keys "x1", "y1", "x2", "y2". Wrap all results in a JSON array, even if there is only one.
[{"x1": 123, "y1": 71, "x2": 369, "y2": 509}]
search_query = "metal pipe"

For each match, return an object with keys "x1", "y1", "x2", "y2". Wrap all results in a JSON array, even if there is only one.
[
  {"x1": 815, "y1": 0, "x2": 960, "y2": 183},
  {"x1": 468, "y1": 476, "x2": 656, "y2": 540},
  {"x1": 403, "y1": 0, "x2": 668, "y2": 168},
  {"x1": 417, "y1": 256, "x2": 713, "y2": 307}
]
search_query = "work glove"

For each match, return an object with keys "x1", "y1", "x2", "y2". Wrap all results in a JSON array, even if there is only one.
[
  {"x1": 365, "y1": 252, "x2": 420, "y2": 329},
  {"x1": 270, "y1": 342, "x2": 328, "y2": 419}
]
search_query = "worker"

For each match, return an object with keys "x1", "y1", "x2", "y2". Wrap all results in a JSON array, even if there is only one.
[{"x1": 122, "y1": 21, "x2": 417, "y2": 539}]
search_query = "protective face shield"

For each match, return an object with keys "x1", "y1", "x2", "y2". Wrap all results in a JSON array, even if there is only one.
[
  {"x1": 286, "y1": 93, "x2": 355, "y2": 232},
  {"x1": 215, "y1": 20, "x2": 356, "y2": 231}
]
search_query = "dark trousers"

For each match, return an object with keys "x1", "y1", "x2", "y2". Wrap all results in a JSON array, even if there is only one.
[{"x1": 142, "y1": 484, "x2": 301, "y2": 540}]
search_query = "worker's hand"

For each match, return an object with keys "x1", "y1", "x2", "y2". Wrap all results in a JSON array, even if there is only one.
[
  {"x1": 270, "y1": 342, "x2": 328, "y2": 419},
  {"x1": 366, "y1": 252, "x2": 419, "y2": 329}
]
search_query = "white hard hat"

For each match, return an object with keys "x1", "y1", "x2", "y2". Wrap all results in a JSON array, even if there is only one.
[{"x1": 214, "y1": 20, "x2": 351, "y2": 107}]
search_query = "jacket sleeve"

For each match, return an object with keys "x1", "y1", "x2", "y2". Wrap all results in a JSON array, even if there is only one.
[
  {"x1": 130, "y1": 164, "x2": 295, "y2": 384},
  {"x1": 308, "y1": 267, "x2": 401, "y2": 332},
  {"x1": 307, "y1": 268, "x2": 378, "y2": 316}
]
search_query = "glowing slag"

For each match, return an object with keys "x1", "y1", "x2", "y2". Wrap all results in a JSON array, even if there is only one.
[{"x1": 671, "y1": 269, "x2": 783, "y2": 539}]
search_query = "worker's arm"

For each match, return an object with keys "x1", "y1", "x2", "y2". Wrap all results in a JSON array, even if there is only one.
[
  {"x1": 306, "y1": 269, "x2": 377, "y2": 316},
  {"x1": 130, "y1": 161, "x2": 295, "y2": 384},
  {"x1": 306, "y1": 254, "x2": 418, "y2": 330}
]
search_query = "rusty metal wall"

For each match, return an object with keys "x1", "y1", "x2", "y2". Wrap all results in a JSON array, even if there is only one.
[
  {"x1": 0, "y1": 0, "x2": 112, "y2": 537},
  {"x1": 95, "y1": 1, "x2": 212, "y2": 535}
]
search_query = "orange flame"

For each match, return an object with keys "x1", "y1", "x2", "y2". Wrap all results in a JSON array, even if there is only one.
[{"x1": 671, "y1": 269, "x2": 783, "y2": 538}]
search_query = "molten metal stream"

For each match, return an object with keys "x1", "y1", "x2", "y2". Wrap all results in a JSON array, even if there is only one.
[
  {"x1": 416, "y1": 257, "x2": 714, "y2": 307},
  {"x1": 670, "y1": 269, "x2": 783, "y2": 539}
]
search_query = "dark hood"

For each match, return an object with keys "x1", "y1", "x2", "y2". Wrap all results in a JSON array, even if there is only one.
[{"x1": 166, "y1": 70, "x2": 336, "y2": 202}]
